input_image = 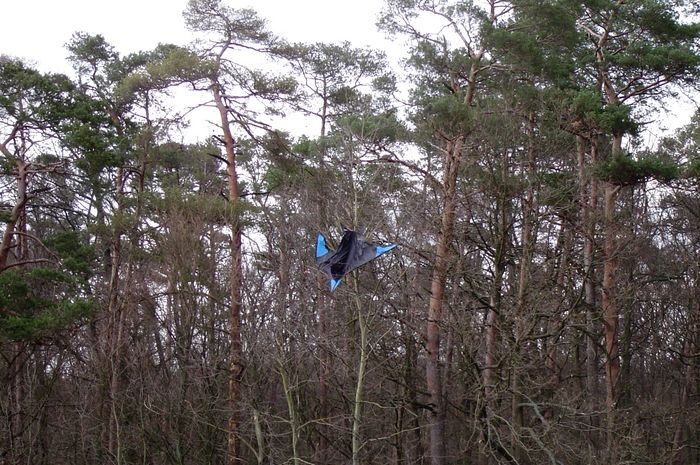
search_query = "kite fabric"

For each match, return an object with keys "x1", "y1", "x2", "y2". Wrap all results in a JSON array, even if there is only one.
[{"x1": 315, "y1": 228, "x2": 397, "y2": 291}]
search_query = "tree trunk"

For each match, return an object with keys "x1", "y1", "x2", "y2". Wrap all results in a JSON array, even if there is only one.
[
  {"x1": 577, "y1": 134, "x2": 599, "y2": 400},
  {"x1": 316, "y1": 289, "x2": 331, "y2": 465},
  {"x1": 511, "y1": 114, "x2": 537, "y2": 464},
  {"x1": 352, "y1": 288, "x2": 369, "y2": 465},
  {"x1": 671, "y1": 303, "x2": 698, "y2": 465},
  {"x1": 0, "y1": 159, "x2": 29, "y2": 274},
  {"x1": 483, "y1": 219, "x2": 506, "y2": 389},
  {"x1": 212, "y1": 81, "x2": 244, "y2": 465},
  {"x1": 279, "y1": 359, "x2": 301, "y2": 465},
  {"x1": 315, "y1": 94, "x2": 331, "y2": 465},
  {"x1": 426, "y1": 137, "x2": 463, "y2": 465},
  {"x1": 602, "y1": 177, "x2": 621, "y2": 463},
  {"x1": 106, "y1": 165, "x2": 127, "y2": 465}
]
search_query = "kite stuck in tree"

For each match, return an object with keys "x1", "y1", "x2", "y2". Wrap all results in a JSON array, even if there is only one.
[{"x1": 315, "y1": 228, "x2": 397, "y2": 291}]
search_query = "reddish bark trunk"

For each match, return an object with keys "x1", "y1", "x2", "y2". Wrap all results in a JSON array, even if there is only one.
[
  {"x1": 602, "y1": 183, "x2": 620, "y2": 404},
  {"x1": 0, "y1": 160, "x2": 29, "y2": 275},
  {"x1": 426, "y1": 137, "x2": 463, "y2": 465},
  {"x1": 578, "y1": 135, "x2": 600, "y2": 400},
  {"x1": 213, "y1": 82, "x2": 244, "y2": 465},
  {"x1": 601, "y1": 133, "x2": 623, "y2": 462}
]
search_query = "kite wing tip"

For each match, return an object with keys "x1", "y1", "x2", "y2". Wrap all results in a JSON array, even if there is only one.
[
  {"x1": 316, "y1": 233, "x2": 330, "y2": 258},
  {"x1": 330, "y1": 278, "x2": 342, "y2": 291},
  {"x1": 376, "y1": 244, "x2": 397, "y2": 255}
]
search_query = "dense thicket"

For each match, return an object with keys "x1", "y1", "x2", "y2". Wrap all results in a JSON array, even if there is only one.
[{"x1": 1, "y1": 1, "x2": 699, "y2": 464}]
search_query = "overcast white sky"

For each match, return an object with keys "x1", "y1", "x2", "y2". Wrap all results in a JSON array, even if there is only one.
[
  {"x1": 1, "y1": 0, "x2": 398, "y2": 139},
  {"x1": 1, "y1": 0, "x2": 392, "y2": 74}
]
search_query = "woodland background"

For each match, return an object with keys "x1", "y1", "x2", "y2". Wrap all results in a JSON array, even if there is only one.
[{"x1": 1, "y1": 0, "x2": 700, "y2": 464}]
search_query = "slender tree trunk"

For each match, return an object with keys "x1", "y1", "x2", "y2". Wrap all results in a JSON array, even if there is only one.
[
  {"x1": 252, "y1": 409, "x2": 265, "y2": 465},
  {"x1": 483, "y1": 151, "x2": 511, "y2": 398},
  {"x1": 480, "y1": 150, "x2": 512, "y2": 464},
  {"x1": 212, "y1": 81, "x2": 244, "y2": 465},
  {"x1": 577, "y1": 135, "x2": 599, "y2": 400},
  {"x1": 0, "y1": 159, "x2": 28, "y2": 274},
  {"x1": 671, "y1": 302, "x2": 698, "y2": 465},
  {"x1": 602, "y1": 175, "x2": 621, "y2": 464},
  {"x1": 511, "y1": 114, "x2": 537, "y2": 464},
  {"x1": 352, "y1": 288, "x2": 369, "y2": 465},
  {"x1": 315, "y1": 94, "x2": 331, "y2": 465},
  {"x1": 594, "y1": 6, "x2": 625, "y2": 453},
  {"x1": 279, "y1": 359, "x2": 301, "y2": 465},
  {"x1": 276, "y1": 243, "x2": 298, "y2": 465},
  {"x1": 16, "y1": 200, "x2": 27, "y2": 262},
  {"x1": 426, "y1": 137, "x2": 463, "y2": 465},
  {"x1": 7, "y1": 342, "x2": 28, "y2": 464},
  {"x1": 545, "y1": 223, "x2": 571, "y2": 388},
  {"x1": 400, "y1": 330, "x2": 422, "y2": 465},
  {"x1": 483, "y1": 233, "x2": 506, "y2": 398},
  {"x1": 402, "y1": 270, "x2": 424, "y2": 465},
  {"x1": 106, "y1": 165, "x2": 127, "y2": 465},
  {"x1": 316, "y1": 289, "x2": 330, "y2": 465},
  {"x1": 618, "y1": 266, "x2": 634, "y2": 407},
  {"x1": 107, "y1": 106, "x2": 153, "y2": 465},
  {"x1": 424, "y1": 31, "x2": 487, "y2": 462},
  {"x1": 424, "y1": 37, "x2": 489, "y2": 462}
]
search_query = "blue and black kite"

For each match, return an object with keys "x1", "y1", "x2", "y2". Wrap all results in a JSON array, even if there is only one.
[{"x1": 315, "y1": 228, "x2": 397, "y2": 291}]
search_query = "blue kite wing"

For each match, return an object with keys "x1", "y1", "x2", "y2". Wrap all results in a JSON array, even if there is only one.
[
  {"x1": 330, "y1": 278, "x2": 342, "y2": 291},
  {"x1": 316, "y1": 233, "x2": 330, "y2": 259},
  {"x1": 315, "y1": 233, "x2": 337, "y2": 290},
  {"x1": 376, "y1": 244, "x2": 397, "y2": 256}
]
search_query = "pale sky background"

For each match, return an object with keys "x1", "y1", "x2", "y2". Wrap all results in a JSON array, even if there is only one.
[
  {"x1": 1, "y1": 0, "x2": 393, "y2": 75},
  {"x1": 1, "y1": 0, "x2": 696, "y2": 143},
  {"x1": 1, "y1": 0, "x2": 399, "y2": 139}
]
